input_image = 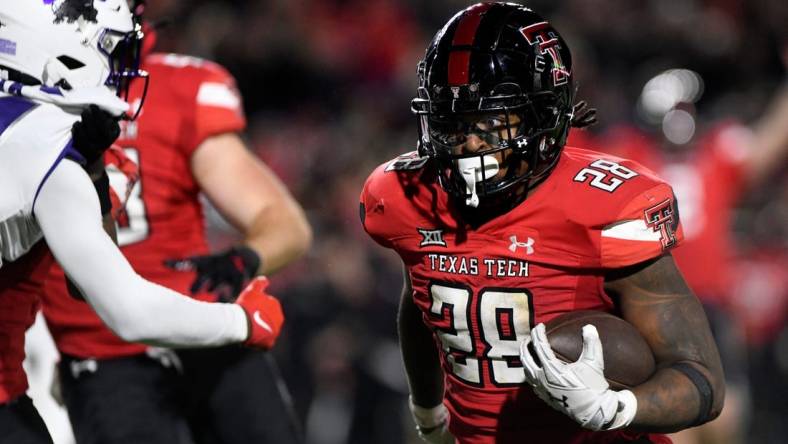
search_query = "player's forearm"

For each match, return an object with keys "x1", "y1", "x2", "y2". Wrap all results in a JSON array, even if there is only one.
[
  {"x1": 243, "y1": 198, "x2": 312, "y2": 275},
  {"x1": 606, "y1": 255, "x2": 725, "y2": 432},
  {"x1": 100, "y1": 275, "x2": 249, "y2": 347},
  {"x1": 191, "y1": 132, "x2": 312, "y2": 275},
  {"x1": 64, "y1": 233, "x2": 250, "y2": 347},
  {"x1": 748, "y1": 82, "x2": 788, "y2": 182},
  {"x1": 630, "y1": 362, "x2": 722, "y2": 432},
  {"x1": 398, "y1": 282, "x2": 445, "y2": 407},
  {"x1": 36, "y1": 160, "x2": 249, "y2": 347}
]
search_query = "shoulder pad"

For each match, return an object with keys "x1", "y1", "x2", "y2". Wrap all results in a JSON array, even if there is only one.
[
  {"x1": 148, "y1": 53, "x2": 208, "y2": 69},
  {"x1": 147, "y1": 53, "x2": 233, "y2": 80},
  {"x1": 361, "y1": 152, "x2": 435, "y2": 248},
  {"x1": 384, "y1": 151, "x2": 429, "y2": 172}
]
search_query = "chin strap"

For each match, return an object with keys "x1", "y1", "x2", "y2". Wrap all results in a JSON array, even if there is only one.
[{"x1": 456, "y1": 155, "x2": 499, "y2": 208}]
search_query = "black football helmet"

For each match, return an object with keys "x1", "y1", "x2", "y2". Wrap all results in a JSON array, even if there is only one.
[{"x1": 412, "y1": 2, "x2": 575, "y2": 209}]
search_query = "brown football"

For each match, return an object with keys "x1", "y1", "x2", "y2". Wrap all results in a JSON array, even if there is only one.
[{"x1": 542, "y1": 310, "x2": 655, "y2": 390}]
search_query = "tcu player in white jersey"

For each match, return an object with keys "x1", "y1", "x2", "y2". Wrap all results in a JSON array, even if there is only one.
[{"x1": 0, "y1": 2, "x2": 284, "y2": 442}]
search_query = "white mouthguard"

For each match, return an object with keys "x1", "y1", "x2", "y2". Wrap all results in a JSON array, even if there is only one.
[{"x1": 456, "y1": 155, "x2": 500, "y2": 207}]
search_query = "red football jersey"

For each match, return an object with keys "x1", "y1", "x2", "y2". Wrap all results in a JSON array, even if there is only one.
[
  {"x1": 602, "y1": 123, "x2": 750, "y2": 303},
  {"x1": 0, "y1": 243, "x2": 53, "y2": 403},
  {"x1": 360, "y1": 147, "x2": 680, "y2": 444},
  {"x1": 41, "y1": 53, "x2": 246, "y2": 359}
]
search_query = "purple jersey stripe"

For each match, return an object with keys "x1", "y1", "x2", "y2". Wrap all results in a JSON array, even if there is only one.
[
  {"x1": 0, "y1": 96, "x2": 38, "y2": 137},
  {"x1": 39, "y1": 85, "x2": 64, "y2": 96}
]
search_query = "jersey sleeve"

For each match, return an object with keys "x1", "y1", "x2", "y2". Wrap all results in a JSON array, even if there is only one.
[
  {"x1": 359, "y1": 164, "x2": 395, "y2": 249},
  {"x1": 183, "y1": 62, "x2": 246, "y2": 156},
  {"x1": 359, "y1": 152, "x2": 432, "y2": 250},
  {"x1": 599, "y1": 182, "x2": 684, "y2": 268},
  {"x1": 704, "y1": 122, "x2": 752, "y2": 202}
]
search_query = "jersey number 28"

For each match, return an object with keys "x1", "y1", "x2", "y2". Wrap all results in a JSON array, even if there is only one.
[
  {"x1": 573, "y1": 159, "x2": 638, "y2": 192},
  {"x1": 429, "y1": 282, "x2": 532, "y2": 387}
]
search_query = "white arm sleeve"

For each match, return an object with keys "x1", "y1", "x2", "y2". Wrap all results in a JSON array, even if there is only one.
[{"x1": 34, "y1": 159, "x2": 249, "y2": 347}]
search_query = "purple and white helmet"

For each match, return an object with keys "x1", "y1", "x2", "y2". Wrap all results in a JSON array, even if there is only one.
[{"x1": 0, "y1": 0, "x2": 146, "y2": 94}]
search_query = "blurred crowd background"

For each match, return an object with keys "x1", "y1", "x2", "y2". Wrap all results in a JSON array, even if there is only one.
[{"x1": 26, "y1": 1, "x2": 788, "y2": 443}]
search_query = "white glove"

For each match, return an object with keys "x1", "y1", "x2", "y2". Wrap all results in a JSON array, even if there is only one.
[
  {"x1": 519, "y1": 323, "x2": 638, "y2": 431},
  {"x1": 408, "y1": 397, "x2": 457, "y2": 444}
]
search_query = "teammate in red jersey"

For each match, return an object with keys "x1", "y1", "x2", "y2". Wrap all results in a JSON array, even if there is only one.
[
  {"x1": 360, "y1": 3, "x2": 724, "y2": 443},
  {"x1": 39, "y1": 5, "x2": 311, "y2": 443},
  {"x1": 601, "y1": 73, "x2": 788, "y2": 444},
  {"x1": 0, "y1": 2, "x2": 283, "y2": 443}
]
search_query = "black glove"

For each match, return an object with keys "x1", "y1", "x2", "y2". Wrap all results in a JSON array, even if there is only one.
[
  {"x1": 570, "y1": 100, "x2": 598, "y2": 129},
  {"x1": 164, "y1": 246, "x2": 262, "y2": 302},
  {"x1": 71, "y1": 105, "x2": 121, "y2": 165}
]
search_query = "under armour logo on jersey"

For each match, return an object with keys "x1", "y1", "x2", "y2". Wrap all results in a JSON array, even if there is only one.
[
  {"x1": 418, "y1": 228, "x2": 447, "y2": 247},
  {"x1": 509, "y1": 235, "x2": 535, "y2": 254},
  {"x1": 516, "y1": 139, "x2": 528, "y2": 149}
]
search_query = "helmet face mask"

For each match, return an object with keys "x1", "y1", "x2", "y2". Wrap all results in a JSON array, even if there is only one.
[
  {"x1": 427, "y1": 111, "x2": 526, "y2": 150},
  {"x1": 412, "y1": 2, "x2": 575, "y2": 209},
  {"x1": 426, "y1": 109, "x2": 528, "y2": 205},
  {"x1": 101, "y1": 22, "x2": 149, "y2": 119}
]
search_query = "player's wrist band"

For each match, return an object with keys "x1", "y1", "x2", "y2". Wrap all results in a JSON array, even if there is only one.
[
  {"x1": 670, "y1": 361, "x2": 714, "y2": 426},
  {"x1": 604, "y1": 389, "x2": 637, "y2": 430},
  {"x1": 408, "y1": 396, "x2": 448, "y2": 429},
  {"x1": 93, "y1": 171, "x2": 112, "y2": 215},
  {"x1": 235, "y1": 245, "x2": 262, "y2": 276}
]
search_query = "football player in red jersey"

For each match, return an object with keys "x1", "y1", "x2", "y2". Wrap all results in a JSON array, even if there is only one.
[
  {"x1": 39, "y1": 3, "x2": 311, "y2": 444},
  {"x1": 601, "y1": 73, "x2": 788, "y2": 444},
  {"x1": 360, "y1": 3, "x2": 724, "y2": 444}
]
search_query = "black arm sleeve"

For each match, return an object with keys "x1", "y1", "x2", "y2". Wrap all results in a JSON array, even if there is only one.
[
  {"x1": 92, "y1": 170, "x2": 112, "y2": 215},
  {"x1": 398, "y1": 264, "x2": 445, "y2": 408}
]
